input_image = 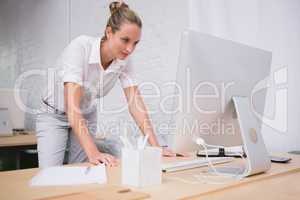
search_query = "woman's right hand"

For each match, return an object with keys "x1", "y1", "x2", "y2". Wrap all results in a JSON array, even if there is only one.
[{"x1": 87, "y1": 149, "x2": 118, "y2": 167}]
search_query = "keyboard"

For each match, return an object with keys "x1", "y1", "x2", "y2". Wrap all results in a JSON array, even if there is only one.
[{"x1": 162, "y1": 157, "x2": 234, "y2": 172}]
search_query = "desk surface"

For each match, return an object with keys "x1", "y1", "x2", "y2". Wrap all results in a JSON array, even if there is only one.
[
  {"x1": 0, "y1": 154, "x2": 299, "y2": 200},
  {"x1": 0, "y1": 132, "x2": 36, "y2": 147},
  {"x1": 193, "y1": 171, "x2": 300, "y2": 200}
]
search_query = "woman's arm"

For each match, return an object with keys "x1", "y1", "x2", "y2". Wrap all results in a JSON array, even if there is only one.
[
  {"x1": 123, "y1": 86, "x2": 176, "y2": 156},
  {"x1": 64, "y1": 82, "x2": 118, "y2": 166}
]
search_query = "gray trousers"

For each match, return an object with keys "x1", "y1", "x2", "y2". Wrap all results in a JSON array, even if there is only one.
[{"x1": 36, "y1": 107, "x2": 121, "y2": 168}]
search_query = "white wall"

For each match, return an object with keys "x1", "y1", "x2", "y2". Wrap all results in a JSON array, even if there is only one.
[
  {"x1": 189, "y1": 0, "x2": 300, "y2": 152},
  {"x1": 0, "y1": 0, "x2": 188, "y2": 145},
  {"x1": 0, "y1": 0, "x2": 69, "y2": 129}
]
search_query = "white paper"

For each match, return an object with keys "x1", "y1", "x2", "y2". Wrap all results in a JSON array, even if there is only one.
[{"x1": 29, "y1": 165, "x2": 107, "y2": 186}]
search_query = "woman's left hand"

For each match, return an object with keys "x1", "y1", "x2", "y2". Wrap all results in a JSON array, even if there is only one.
[{"x1": 162, "y1": 147, "x2": 176, "y2": 157}]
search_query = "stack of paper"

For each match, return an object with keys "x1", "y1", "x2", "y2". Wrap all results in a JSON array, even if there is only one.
[{"x1": 30, "y1": 165, "x2": 107, "y2": 186}]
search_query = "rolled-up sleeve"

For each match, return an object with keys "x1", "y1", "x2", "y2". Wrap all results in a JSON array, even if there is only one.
[
  {"x1": 119, "y1": 58, "x2": 139, "y2": 88},
  {"x1": 60, "y1": 36, "x2": 86, "y2": 86}
]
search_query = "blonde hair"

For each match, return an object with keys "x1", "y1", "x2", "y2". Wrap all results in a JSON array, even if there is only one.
[{"x1": 102, "y1": 1, "x2": 142, "y2": 40}]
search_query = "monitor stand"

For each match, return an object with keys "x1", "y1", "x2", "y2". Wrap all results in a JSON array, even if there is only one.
[{"x1": 200, "y1": 96, "x2": 271, "y2": 177}]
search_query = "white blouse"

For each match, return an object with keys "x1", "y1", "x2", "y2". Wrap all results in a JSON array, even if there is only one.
[{"x1": 41, "y1": 35, "x2": 138, "y2": 113}]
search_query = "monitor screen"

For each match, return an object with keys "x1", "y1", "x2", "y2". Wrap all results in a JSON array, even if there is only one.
[{"x1": 169, "y1": 29, "x2": 272, "y2": 152}]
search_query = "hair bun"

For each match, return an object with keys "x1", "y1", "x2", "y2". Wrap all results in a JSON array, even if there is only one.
[{"x1": 109, "y1": 1, "x2": 129, "y2": 14}]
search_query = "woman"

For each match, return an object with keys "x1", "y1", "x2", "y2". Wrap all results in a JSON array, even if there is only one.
[{"x1": 36, "y1": 1, "x2": 176, "y2": 168}]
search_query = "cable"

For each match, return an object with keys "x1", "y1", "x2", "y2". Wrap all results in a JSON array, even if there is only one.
[
  {"x1": 193, "y1": 137, "x2": 249, "y2": 184},
  {"x1": 167, "y1": 137, "x2": 249, "y2": 185}
]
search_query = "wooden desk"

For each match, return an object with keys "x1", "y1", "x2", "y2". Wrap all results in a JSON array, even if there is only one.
[
  {"x1": 0, "y1": 132, "x2": 37, "y2": 148},
  {"x1": 0, "y1": 132, "x2": 37, "y2": 170},
  {"x1": 192, "y1": 171, "x2": 300, "y2": 200},
  {"x1": 0, "y1": 154, "x2": 299, "y2": 200}
]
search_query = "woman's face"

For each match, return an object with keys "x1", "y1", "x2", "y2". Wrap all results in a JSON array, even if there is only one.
[{"x1": 106, "y1": 23, "x2": 141, "y2": 60}]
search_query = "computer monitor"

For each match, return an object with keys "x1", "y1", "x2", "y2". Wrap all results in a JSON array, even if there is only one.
[
  {"x1": 169, "y1": 29, "x2": 272, "y2": 153},
  {"x1": 0, "y1": 89, "x2": 27, "y2": 130}
]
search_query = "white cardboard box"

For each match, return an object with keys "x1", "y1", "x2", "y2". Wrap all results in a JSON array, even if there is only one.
[{"x1": 121, "y1": 147, "x2": 162, "y2": 187}]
